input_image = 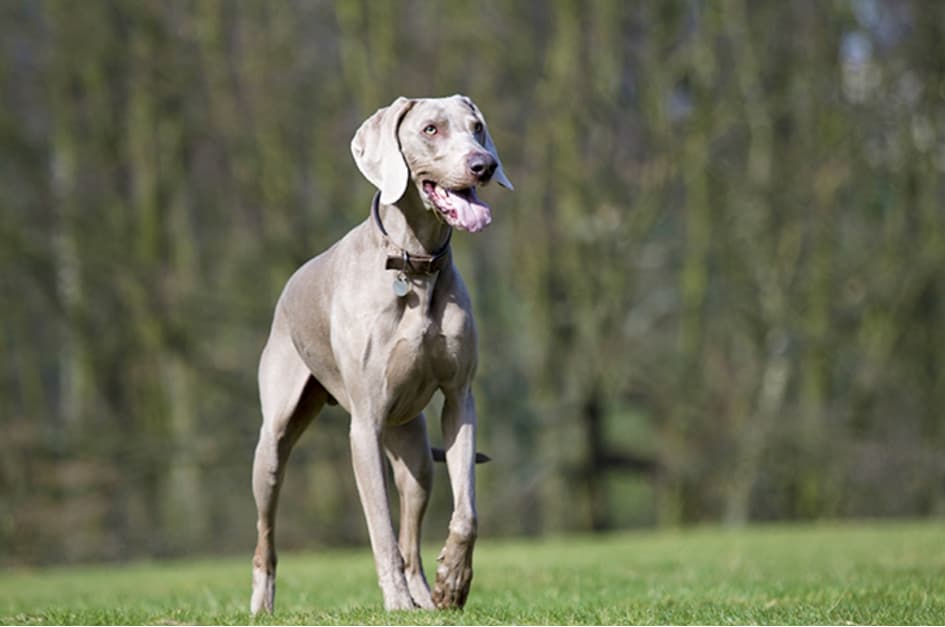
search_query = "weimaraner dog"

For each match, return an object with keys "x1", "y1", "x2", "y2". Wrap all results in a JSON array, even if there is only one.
[{"x1": 250, "y1": 95, "x2": 512, "y2": 614}]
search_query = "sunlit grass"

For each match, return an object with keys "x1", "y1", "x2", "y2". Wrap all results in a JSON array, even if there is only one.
[{"x1": 2, "y1": 521, "x2": 943, "y2": 624}]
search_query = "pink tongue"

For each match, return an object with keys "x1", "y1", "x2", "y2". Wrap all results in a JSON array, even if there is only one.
[{"x1": 441, "y1": 187, "x2": 492, "y2": 232}]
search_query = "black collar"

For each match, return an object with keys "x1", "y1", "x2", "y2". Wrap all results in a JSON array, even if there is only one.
[{"x1": 371, "y1": 192, "x2": 452, "y2": 275}]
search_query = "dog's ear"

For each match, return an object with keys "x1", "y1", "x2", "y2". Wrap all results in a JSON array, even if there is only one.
[
  {"x1": 351, "y1": 97, "x2": 416, "y2": 204},
  {"x1": 457, "y1": 95, "x2": 514, "y2": 191}
]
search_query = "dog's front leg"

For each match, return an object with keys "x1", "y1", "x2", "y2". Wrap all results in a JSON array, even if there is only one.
[
  {"x1": 432, "y1": 388, "x2": 478, "y2": 609},
  {"x1": 349, "y1": 419, "x2": 416, "y2": 610}
]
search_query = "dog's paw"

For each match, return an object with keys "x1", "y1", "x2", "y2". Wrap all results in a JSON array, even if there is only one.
[
  {"x1": 384, "y1": 593, "x2": 419, "y2": 611},
  {"x1": 431, "y1": 537, "x2": 474, "y2": 609},
  {"x1": 250, "y1": 565, "x2": 276, "y2": 615},
  {"x1": 406, "y1": 573, "x2": 436, "y2": 610}
]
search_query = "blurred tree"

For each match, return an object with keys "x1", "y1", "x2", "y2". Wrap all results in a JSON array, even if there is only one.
[{"x1": 1, "y1": 0, "x2": 944, "y2": 566}]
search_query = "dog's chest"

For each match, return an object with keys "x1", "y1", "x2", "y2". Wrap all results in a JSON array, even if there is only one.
[{"x1": 379, "y1": 296, "x2": 469, "y2": 422}]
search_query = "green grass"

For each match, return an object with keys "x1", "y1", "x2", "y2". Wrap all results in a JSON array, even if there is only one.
[{"x1": 2, "y1": 521, "x2": 944, "y2": 624}]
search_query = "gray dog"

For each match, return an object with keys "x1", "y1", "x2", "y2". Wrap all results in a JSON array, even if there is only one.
[{"x1": 250, "y1": 95, "x2": 512, "y2": 613}]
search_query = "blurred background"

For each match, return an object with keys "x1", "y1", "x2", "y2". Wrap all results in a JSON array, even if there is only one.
[{"x1": 2, "y1": 0, "x2": 944, "y2": 567}]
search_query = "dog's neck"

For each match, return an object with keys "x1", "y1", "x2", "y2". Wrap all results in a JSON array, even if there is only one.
[{"x1": 377, "y1": 184, "x2": 451, "y2": 256}]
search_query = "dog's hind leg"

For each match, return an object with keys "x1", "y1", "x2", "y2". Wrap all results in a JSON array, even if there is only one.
[
  {"x1": 250, "y1": 322, "x2": 327, "y2": 615},
  {"x1": 384, "y1": 414, "x2": 436, "y2": 609}
]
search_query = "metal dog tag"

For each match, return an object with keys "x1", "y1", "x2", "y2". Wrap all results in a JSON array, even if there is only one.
[{"x1": 393, "y1": 273, "x2": 410, "y2": 297}]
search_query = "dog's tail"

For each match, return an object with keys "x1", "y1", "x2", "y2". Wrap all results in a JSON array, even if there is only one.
[{"x1": 431, "y1": 447, "x2": 491, "y2": 464}]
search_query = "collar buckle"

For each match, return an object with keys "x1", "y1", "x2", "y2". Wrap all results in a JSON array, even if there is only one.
[{"x1": 371, "y1": 192, "x2": 452, "y2": 275}]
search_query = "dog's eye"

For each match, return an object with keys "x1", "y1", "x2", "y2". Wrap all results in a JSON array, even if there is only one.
[
  {"x1": 423, "y1": 124, "x2": 438, "y2": 136},
  {"x1": 473, "y1": 121, "x2": 483, "y2": 134}
]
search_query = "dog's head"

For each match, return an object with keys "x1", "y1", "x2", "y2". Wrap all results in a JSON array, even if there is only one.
[{"x1": 351, "y1": 95, "x2": 513, "y2": 233}]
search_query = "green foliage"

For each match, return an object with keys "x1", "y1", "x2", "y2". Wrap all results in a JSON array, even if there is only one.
[
  {"x1": 2, "y1": 522, "x2": 944, "y2": 625},
  {"x1": 2, "y1": 0, "x2": 945, "y2": 566}
]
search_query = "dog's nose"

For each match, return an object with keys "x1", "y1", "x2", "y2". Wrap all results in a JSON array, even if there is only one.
[{"x1": 467, "y1": 152, "x2": 497, "y2": 182}]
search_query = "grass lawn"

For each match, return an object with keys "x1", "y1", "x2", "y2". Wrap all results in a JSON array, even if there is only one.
[{"x1": 1, "y1": 521, "x2": 943, "y2": 625}]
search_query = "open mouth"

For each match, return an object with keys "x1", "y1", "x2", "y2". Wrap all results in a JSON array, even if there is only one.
[{"x1": 422, "y1": 181, "x2": 492, "y2": 233}]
